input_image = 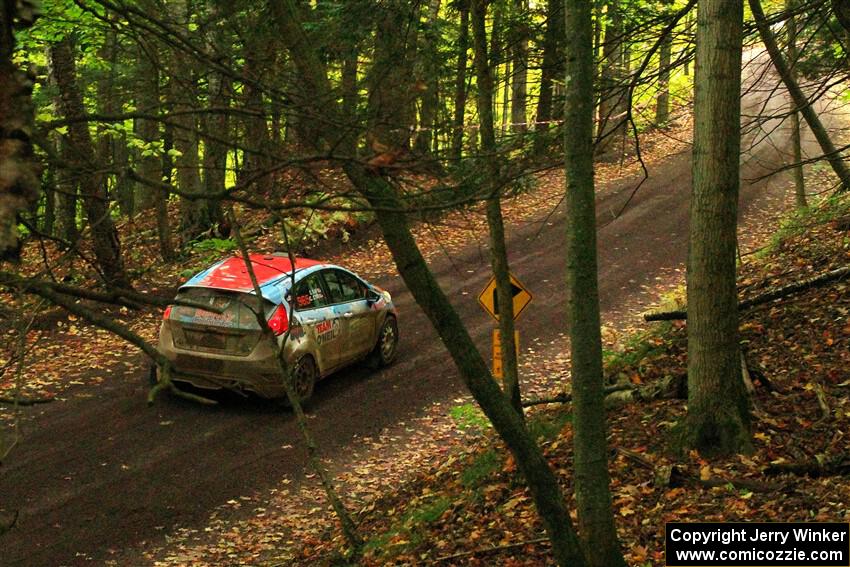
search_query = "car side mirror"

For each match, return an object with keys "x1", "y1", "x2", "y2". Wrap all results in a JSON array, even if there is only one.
[{"x1": 366, "y1": 290, "x2": 381, "y2": 304}]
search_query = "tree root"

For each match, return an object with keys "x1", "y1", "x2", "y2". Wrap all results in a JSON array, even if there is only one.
[{"x1": 615, "y1": 448, "x2": 782, "y2": 493}]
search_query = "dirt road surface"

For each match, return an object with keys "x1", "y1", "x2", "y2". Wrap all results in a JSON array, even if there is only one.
[{"x1": 0, "y1": 57, "x2": 843, "y2": 565}]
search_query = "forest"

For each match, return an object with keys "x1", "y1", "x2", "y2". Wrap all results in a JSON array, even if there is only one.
[{"x1": 1, "y1": 0, "x2": 850, "y2": 565}]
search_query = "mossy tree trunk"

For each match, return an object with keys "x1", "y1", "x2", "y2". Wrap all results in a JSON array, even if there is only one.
[
  {"x1": 450, "y1": 1, "x2": 470, "y2": 161},
  {"x1": 348, "y1": 166, "x2": 587, "y2": 567},
  {"x1": 274, "y1": 1, "x2": 588, "y2": 562},
  {"x1": 0, "y1": 0, "x2": 40, "y2": 259},
  {"x1": 655, "y1": 0, "x2": 674, "y2": 127},
  {"x1": 471, "y1": 0, "x2": 522, "y2": 417},
  {"x1": 564, "y1": 1, "x2": 627, "y2": 565},
  {"x1": 510, "y1": 0, "x2": 528, "y2": 138},
  {"x1": 415, "y1": 0, "x2": 442, "y2": 155},
  {"x1": 679, "y1": 0, "x2": 751, "y2": 456},
  {"x1": 49, "y1": 38, "x2": 131, "y2": 289},
  {"x1": 596, "y1": 0, "x2": 626, "y2": 157},
  {"x1": 535, "y1": 0, "x2": 564, "y2": 154}
]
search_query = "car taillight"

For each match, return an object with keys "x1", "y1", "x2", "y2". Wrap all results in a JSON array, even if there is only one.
[
  {"x1": 163, "y1": 305, "x2": 172, "y2": 320},
  {"x1": 267, "y1": 305, "x2": 288, "y2": 335}
]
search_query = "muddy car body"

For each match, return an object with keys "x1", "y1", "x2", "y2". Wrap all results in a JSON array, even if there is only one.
[{"x1": 156, "y1": 254, "x2": 398, "y2": 400}]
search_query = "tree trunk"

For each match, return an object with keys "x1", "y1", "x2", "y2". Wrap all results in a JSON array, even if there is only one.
[
  {"x1": 199, "y1": 4, "x2": 228, "y2": 229},
  {"x1": 202, "y1": 68, "x2": 228, "y2": 230},
  {"x1": 49, "y1": 38, "x2": 131, "y2": 288},
  {"x1": 54, "y1": 130, "x2": 79, "y2": 244},
  {"x1": 135, "y1": 41, "x2": 173, "y2": 260},
  {"x1": 134, "y1": 41, "x2": 160, "y2": 213},
  {"x1": 750, "y1": 0, "x2": 850, "y2": 192},
  {"x1": 833, "y1": 0, "x2": 850, "y2": 33},
  {"x1": 684, "y1": 11, "x2": 692, "y2": 76},
  {"x1": 596, "y1": 0, "x2": 627, "y2": 157},
  {"x1": 96, "y1": 29, "x2": 133, "y2": 217},
  {"x1": 451, "y1": 1, "x2": 470, "y2": 161},
  {"x1": 169, "y1": 69, "x2": 209, "y2": 242},
  {"x1": 340, "y1": 44, "x2": 359, "y2": 158},
  {"x1": 678, "y1": 0, "x2": 751, "y2": 456},
  {"x1": 348, "y1": 165, "x2": 587, "y2": 567},
  {"x1": 0, "y1": 5, "x2": 40, "y2": 259},
  {"x1": 563, "y1": 1, "x2": 628, "y2": 565},
  {"x1": 158, "y1": 118, "x2": 176, "y2": 261},
  {"x1": 44, "y1": 51, "x2": 75, "y2": 244},
  {"x1": 534, "y1": 0, "x2": 564, "y2": 154},
  {"x1": 471, "y1": 0, "x2": 522, "y2": 416},
  {"x1": 510, "y1": 0, "x2": 528, "y2": 137},
  {"x1": 655, "y1": 0, "x2": 673, "y2": 127},
  {"x1": 785, "y1": 0, "x2": 806, "y2": 208},
  {"x1": 500, "y1": 59, "x2": 511, "y2": 135},
  {"x1": 41, "y1": 162, "x2": 55, "y2": 236},
  {"x1": 167, "y1": 1, "x2": 212, "y2": 243},
  {"x1": 272, "y1": 2, "x2": 588, "y2": 562},
  {"x1": 367, "y1": 0, "x2": 418, "y2": 152},
  {"x1": 415, "y1": 0, "x2": 442, "y2": 155},
  {"x1": 240, "y1": 55, "x2": 273, "y2": 197}
]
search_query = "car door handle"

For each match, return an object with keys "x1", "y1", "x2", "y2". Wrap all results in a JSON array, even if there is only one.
[{"x1": 342, "y1": 312, "x2": 353, "y2": 318}]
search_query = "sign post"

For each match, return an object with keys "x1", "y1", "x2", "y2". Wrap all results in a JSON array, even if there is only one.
[
  {"x1": 492, "y1": 329, "x2": 520, "y2": 379},
  {"x1": 478, "y1": 273, "x2": 533, "y2": 380}
]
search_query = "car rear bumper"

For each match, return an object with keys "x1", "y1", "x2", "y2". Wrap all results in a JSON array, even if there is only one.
[{"x1": 158, "y1": 323, "x2": 293, "y2": 398}]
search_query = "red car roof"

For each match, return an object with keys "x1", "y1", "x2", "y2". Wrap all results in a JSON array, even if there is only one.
[{"x1": 196, "y1": 254, "x2": 323, "y2": 292}]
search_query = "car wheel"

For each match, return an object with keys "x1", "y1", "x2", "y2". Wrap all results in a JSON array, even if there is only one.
[
  {"x1": 370, "y1": 316, "x2": 398, "y2": 368},
  {"x1": 289, "y1": 355, "x2": 317, "y2": 404}
]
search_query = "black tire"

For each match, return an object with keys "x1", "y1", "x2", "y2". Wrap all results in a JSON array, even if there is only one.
[
  {"x1": 369, "y1": 315, "x2": 399, "y2": 368},
  {"x1": 289, "y1": 355, "x2": 317, "y2": 404}
]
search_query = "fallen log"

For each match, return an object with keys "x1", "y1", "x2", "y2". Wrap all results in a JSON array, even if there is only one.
[
  {"x1": 644, "y1": 265, "x2": 850, "y2": 322},
  {"x1": 522, "y1": 373, "x2": 688, "y2": 408},
  {"x1": 0, "y1": 395, "x2": 54, "y2": 406},
  {"x1": 764, "y1": 454, "x2": 850, "y2": 477},
  {"x1": 521, "y1": 383, "x2": 634, "y2": 408}
]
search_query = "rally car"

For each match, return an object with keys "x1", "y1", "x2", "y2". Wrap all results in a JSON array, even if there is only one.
[{"x1": 155, "y1": 254, "x2": 398, "y2": 402}]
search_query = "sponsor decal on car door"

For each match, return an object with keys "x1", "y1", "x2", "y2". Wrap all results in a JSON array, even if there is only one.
[
  {"x1": 293, "y1": 273, "x2": 343, "y2": 371},
  {"x1": 322, "y1": 269, "x2": 376, "y2": 363}
]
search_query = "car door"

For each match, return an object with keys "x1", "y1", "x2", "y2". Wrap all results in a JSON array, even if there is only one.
[
  {"x1": 321, "y1": 269, "x2": 375, "y2": 364},
  {"x1": 292, "y1": 272, "x2": 342, "y2": 372}
]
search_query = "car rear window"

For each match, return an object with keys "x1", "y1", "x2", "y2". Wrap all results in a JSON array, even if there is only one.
[{"x1": 172, "y1": 288, "x2": 273, "y2": 328}]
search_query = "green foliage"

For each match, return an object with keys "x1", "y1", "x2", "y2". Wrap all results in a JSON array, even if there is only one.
[
  {"x1": 191, "y1": 237, "x2": 237, "y2": 253},
  {"x1": 185, "y1": 238, "x2": 238, "y2": 270},
  {"x1": 527, "y1": 409, "x2": 572, "y2": 443},
  {"x1": 19, "y1": 0, "x2": 105, "y2": 50},
  {"x1": 405, "y1": 496, "x2": 451, "y2": 525},
  {"x1": 756, "y1": 193, "x2": 850, "y2": 259},
  {"x1": 602, "y1": 324, "x2": 673, "y2": 378},
  {"x1": 363, "y1": 496, "x2": 451, "y2": 558},
  {"x1": 460, "y1": 448, "x2": 501, "y2": 489},
  {"x1": 449, "y1": 403, "x2": 491, "y2": 433}
]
